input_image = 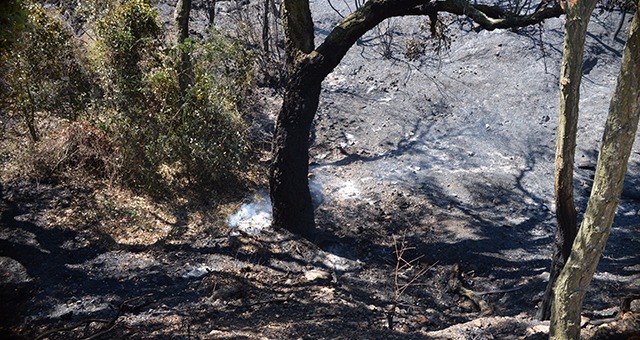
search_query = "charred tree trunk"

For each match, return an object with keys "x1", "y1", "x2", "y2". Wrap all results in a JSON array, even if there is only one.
[
  {"x1": 262, "y1": 0, "x2": 271, "y2": 53},
  {"x1": 269, "y1": 0, "x2": 318, "y2": 234},
  {"x1": 270, "y1": 58, "x2": 324, "y2": 235},
  {"x1": 550, "y1": 9, "x2": 640, "y2": 338},
  {"x1": 537, "y1": 0, "x2": 597, "y2": 321},
  {"x1": 206, "y1": 0, "x2": 217, "y2": 27}
]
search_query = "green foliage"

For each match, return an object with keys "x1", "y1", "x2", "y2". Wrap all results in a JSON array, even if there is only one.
[
  {"x1": 92, "y1": 0, "x2": 161, "y2": 107},
  {"x1": 191, "y1": 31, "x2": 255, "y2": 112},
  {"x1": 0, "y1": 0, "x2": 28, "y2": 52},
  {"x1": 1, "y1": 0, "x2": 92, "y2": 142},
  {"x1": 86, "y1": 0, "x2": 254, "y2": 194},
  {"x1": 175, "y1": 33, "x2": 254, "y2": 188},
  {"x1": 0, "y1": 0, "x2": 255, "y2": 196}
]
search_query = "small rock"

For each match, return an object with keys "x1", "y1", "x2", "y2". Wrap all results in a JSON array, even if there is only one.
[
  {"x1": 581, "y1": 315, "x2": 590, "y2": 327},
  {"x1": 526, "y1": 324, "x2": 550, "y2": 336},
  {"x1": 211, "y1": 285, "x2": 244, "y2": 301},
  {"x1": 304, "y1": 269, "x2": 331, "y2": 282},
  {"x1": 0, "y1": 257, "x2": 32, "y2": 285}
]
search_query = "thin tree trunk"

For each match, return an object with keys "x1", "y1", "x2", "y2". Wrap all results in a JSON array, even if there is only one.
[
  {"x1": 207, "y1": 0, "x2": 217, "y2": 28},
  {"x1": 262, "y1": 0, "x2": 271, "y2": 53},
  {"x1": 174, "y1": 0, "x2": 192, "y2": 96},
  {"x1": 537, "y1": 0, "x2": 597, "y2": 321},
  {"x1": 550, "y1": 8, "x2": 640, "y2": 339}
]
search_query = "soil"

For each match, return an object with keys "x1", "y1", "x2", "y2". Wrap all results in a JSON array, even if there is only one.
[{"x1": 2, "y1": 1, "x2": 640, "y2": 339}]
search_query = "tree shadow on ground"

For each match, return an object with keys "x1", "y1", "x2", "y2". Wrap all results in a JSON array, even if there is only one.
[{"x1": 308, "y1": 101, "x2": 640, "y2": 328}]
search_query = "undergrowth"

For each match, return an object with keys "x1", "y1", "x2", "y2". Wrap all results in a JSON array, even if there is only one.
[{"x1": 0, "y1": 0, "x2": 263, "y2": 203}]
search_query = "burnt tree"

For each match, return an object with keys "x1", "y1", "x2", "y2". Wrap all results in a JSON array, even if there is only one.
[
  {"x1": 270, "y1": 0, "x2": 564, "y2": 235},
  {"x1": 550, "y1": 7, "x2": 640, "y2": 338},
  {"x1": 175, "y1": 0, "x2": 192, "y2": 95},
  {"x1": 537, "y1": 0, "x2": 598, "y2": 321}
]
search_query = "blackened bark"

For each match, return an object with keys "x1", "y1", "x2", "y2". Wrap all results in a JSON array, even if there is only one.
[
  {"x1": 262, "y1": 0, "x2": 270, "y2": 53},
  {"x1": 538, "y1": 167, "x2": 578, "y2": 320},
  {"x1": 536, "y1": 207, "x2": 576, "y2": 320},
  {"x1": 537, "y1": 0, "x2": 597, "y2": 320},
  {"x1": 206, "y1": 0, "x2": 216, "y2": 27},
  {"x1": 270, "y1": 56, "x2": 325, "y2": 235}
]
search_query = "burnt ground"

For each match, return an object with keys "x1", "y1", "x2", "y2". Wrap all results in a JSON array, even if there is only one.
[{"x1": 2, "y1": 1, "x2": 640, "y2": 339}]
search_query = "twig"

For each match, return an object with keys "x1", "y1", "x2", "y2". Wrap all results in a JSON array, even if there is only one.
[
  {"x1": 327, "y1": 0, "x2": 345, "y2": 18},
  {"x1": 34, "y1": 319, "x2": 111, "y2": 340},
  {"x1": 475, "y1": 286, "x2": 523, "y2": 295},
  {"x1": 388, "y1": 233, "x2": 436, "y2": 329},
  {"x1": 81, "y1": 323, "x2": 119, "y2": 340}
]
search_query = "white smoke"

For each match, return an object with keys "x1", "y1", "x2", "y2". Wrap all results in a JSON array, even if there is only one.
[
  {"x1": 227, "y1": 180, "x2": 327, "y2": 235},
  {"x1": 228, "y1": 194, "x2": 272, "y2": 235}
]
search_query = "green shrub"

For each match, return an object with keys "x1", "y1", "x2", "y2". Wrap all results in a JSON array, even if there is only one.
[
  {"x1": 88, "y1": 0, "x2": 254, "y2": 194},
  {"x1": 152, "y1": 32, "x2": 254, "y2": 192},
  {"x1": 0, "y1": 0, "x2": 92, "y2": 142},
  {"x1": 0, "y1": 0, "x2": 27, "y2": 53},
  {"x1": 92, "y1": 0, "x2": 161, "y2": 107},
  {"x1": 1, "y1": 0, "x2": 255, "y2": 196}
]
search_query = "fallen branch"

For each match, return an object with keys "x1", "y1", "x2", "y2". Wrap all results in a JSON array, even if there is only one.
[
  {"x1": 34, "y1": 294, "x2": 154, "y2": 340},
  {"x1": 33, "y1": 319, "x2": 111, "y2": 340},
  {"x1": 448, "y1": 263, "x2": 493, "y2": 316}
]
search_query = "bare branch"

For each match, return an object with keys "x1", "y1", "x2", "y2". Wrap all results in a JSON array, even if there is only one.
[
  {"x1": 411, "y1": 0, "x2": 564, "y2": 31},
  {"x1": 316, "y1": 0, "x2": 563, "y2": 74}
]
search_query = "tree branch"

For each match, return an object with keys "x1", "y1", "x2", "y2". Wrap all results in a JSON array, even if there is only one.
[
  {"x1": 282, "y1": 0, "x2": 315, "y2": 56},
  {"x1": 316, "y1": 0, "x2": 563, "y2": 73},
  {"x1": 413, "y1": 0, "x2": 565, "y2": 31}
]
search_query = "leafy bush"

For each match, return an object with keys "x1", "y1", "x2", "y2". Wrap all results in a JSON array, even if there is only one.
[
  {"x1": 92, "y1": 0, "x2": 161, "y2": 107},
  {"x1": 175, "y1": 33, "x2": 254, "y2": 188},
  {"x1": 87, "y1": 0, "x2": 253, "y2": 194},
  {"x1": 0, "y1": 0, "x2": 255, "y2": 197},
  {"x1": 0, "y1": 0, "x2": 92, "y2": 142}
]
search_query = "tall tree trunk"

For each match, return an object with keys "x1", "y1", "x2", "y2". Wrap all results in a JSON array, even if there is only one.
[
  {"x1": 550, "y1": 8, "x2": 640, "y2": 339},
  {"x1": 537, "y1": 0, "x2": 597, "y2": 321},
  {"x1": 262, "y1": 0, "x2": 271, "y2": 53},
  {"x1": 270, "y1": 0, "x2": 318, "y2": 235},
  {"x1": 270, "y1": 58, "x2": 324, "y2": 235},
  {"x1": 174, "y1": 0, "x2": 192, "y2": 96}
]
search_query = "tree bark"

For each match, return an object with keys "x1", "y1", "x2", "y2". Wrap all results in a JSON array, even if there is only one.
[
  {"x1": 174, "y1": 0, "x2": 192, "y2": 95},
  {"x1": 537, "y1": 0, "x2": 598, "y2": 321},
  {"x1": 270, "y1": 55, "x2": 325, "y2": 235},
  {"x1": 270, "y1": 0, "x2": 563, "y2": 235},
  {"x1": 206, "y1": 0, "x2": 216, "y2": 27},
  {"x1": 550, "y1": 8, "x2": 640, "y2": 339},
  {"x1": 262, "y1": 0, "x2": 271, "y2": 53}
]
